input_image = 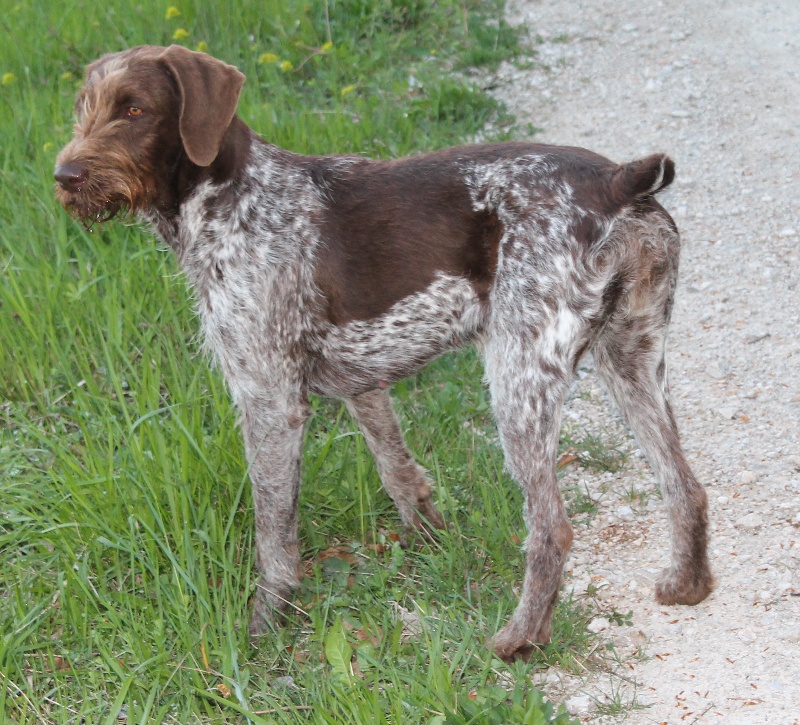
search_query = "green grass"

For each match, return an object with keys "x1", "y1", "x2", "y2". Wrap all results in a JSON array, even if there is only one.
[{"x1": 0, "y1": 1, "x2": 587, "y2": 722}]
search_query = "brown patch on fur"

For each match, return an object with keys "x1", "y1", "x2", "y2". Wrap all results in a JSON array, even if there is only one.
[{"x1": 310, "y1": 150, "x2": 503, "y2": 323}]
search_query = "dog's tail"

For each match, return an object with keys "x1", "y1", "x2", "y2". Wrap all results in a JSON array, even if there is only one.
[{"x1": 610, "y1": 153, "x2": 675, "y2": 204}]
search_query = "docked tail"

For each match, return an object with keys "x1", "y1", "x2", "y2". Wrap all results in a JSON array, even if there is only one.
[{"x1": 610, "y1": 153, "x2": 675, "y2": 203}]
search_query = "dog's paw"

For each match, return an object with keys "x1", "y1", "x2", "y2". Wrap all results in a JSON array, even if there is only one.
[
  {"x1": 491, "y1": 619, "x2": 550, "y2": 662},
  {"x1": 248, "y1": 583, "x2": 295, "y2": 639},
  {"x1": 655, "y1": 566, "x2": 714, "y2": 606},
  {"x1": 398, "y1": 498, "x2": 447, "y2": 547},
  {"x1": 248, "y1": 597, "x2": 274, "y2": 639},
  {"x1": 414, "y1": 497, "x2": 446, "y2": 532}
]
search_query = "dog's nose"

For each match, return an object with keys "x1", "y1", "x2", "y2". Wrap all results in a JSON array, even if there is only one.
[{"x1": 54, "y1": 162, "x2": 89, "y2": 192}]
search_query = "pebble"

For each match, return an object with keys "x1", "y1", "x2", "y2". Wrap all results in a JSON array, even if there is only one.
[
  {"x1": 781, "y1": 627, "x2": 800, "y2": 643},
  {"x1": 587, "y1": 616, "x2": 611, "y2": 633},
  {"x1": 741, "y1": 470, "x2": 757, "y2": 484},
  {"x1": 273, "y1": 676, "x2": 296, "y2": 690},
  {"x1": 737, "y1": 512, "x2": 764, "y2": 529},
  {"x1": 738, "y1": 630, "x2": 757, "y2": 644},
  {"x1": 565, "y1": 694, "x2": 593, "y2": 715}
]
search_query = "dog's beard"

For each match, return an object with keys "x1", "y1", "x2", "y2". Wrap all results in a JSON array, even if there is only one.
[
  {"x1": 55, "y1": 173, "x2": 146, "y2": 230},
  {"x1": 56, "y1": 193, "x2": 125, "y2": 230}
]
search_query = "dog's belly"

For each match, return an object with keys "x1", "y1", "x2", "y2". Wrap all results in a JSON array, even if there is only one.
[{"x1": 309, "y1": 273, "x2": 487, "y2": 398}]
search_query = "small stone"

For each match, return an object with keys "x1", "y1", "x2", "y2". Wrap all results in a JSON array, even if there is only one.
[
  {"x1": 707, "y1": 364, "x2": 730, "y2": 380},
  {"x1": 587, "y1": 616, "x2": 611, "y2": 633},
  {"x1": 741, "y1": 470, "x2": 757, "y2": 484},
  {"x1": 566, "y1": 694, "x2": 593, "y2": 715},
  {"x1": 544, "y1": 669, "x2": 562, "y2": 686},
  {"x1": 393, "y1": 603, "x2": 423, "y2": 637},
  {"x1": 738, "y1": 512, "x2": 764, "y2": 529},
  {"x1": 780, "y1": 627, "x2": 800, "y2": 643},
  {"x1": 717, "y1": 496, "x2": 730, "y2": 505},
  {"x1": 671, "y1": 109, "x2": 690, "y2": 118},
  {"x1": 717, "y1": 406, "x2": 738, "y2": 420},
  {"x1": 778, "y1": 228, "x2": 796, "y2": 237},
  {"x1": 617, "y1": 504, "x2": 635, "y2": 520},
  {"x1": 273, "y1": 676, "x2": 296, "y2": 690}
]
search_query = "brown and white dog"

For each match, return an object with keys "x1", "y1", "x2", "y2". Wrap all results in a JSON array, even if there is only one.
[{"x1": 54, "y1": 45, "x2": 712, "y2": 661}]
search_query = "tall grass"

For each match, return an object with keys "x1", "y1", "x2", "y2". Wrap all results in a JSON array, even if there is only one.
[{"x1": 1, "y1": 1, "x2": 582, "y2": 722}]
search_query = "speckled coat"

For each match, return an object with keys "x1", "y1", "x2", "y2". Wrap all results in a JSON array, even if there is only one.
[{"x1": 54, "y1": 45, "x2": 712, "y2": 661}]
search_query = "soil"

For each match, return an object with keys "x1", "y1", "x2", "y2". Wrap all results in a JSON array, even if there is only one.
[{"x1": 489, "y1": 0, "x2": 800, "y2": 722}]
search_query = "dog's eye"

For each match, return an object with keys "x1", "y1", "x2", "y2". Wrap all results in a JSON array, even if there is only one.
[{"x1": 126, "y1": 106, "x2": 144, "y2": 117}]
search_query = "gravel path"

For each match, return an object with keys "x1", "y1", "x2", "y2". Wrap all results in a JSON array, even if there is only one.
[{"x1": 490, "y1": 1, "x2": 800, "y2": 722}]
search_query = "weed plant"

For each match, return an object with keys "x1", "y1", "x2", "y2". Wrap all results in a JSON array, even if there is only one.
[{"x1": 1, "y1": 1, "x2": 582, "y2": 722}]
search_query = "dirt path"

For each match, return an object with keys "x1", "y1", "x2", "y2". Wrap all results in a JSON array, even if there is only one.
[{"x1": 491, "y1": 0, "x2": 800, "y2": 721}]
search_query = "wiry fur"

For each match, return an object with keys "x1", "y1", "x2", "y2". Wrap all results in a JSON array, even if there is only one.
[{"x1": 54, "y1": 45, "x2": 713, "y2": 661}]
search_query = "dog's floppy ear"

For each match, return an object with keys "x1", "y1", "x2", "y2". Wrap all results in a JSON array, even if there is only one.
[{"x1": 159, "y1": 45, "x2": 245, "y2": 167}]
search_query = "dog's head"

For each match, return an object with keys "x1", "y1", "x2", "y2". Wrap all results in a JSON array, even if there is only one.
[{"x1": 54, "y1": 45, "x2": 245, "y2": 226}]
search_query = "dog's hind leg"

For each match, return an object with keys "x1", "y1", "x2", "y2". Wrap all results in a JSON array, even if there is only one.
[
  {"x1": 593, "y1": 215, "x2": 713, "y2": 608},
  {"x1": 345, "y1": 388, "x2": 445, "y2": 542},
  {"x1": 484, "y1": 308, "x2": 580, "y2": 661}
]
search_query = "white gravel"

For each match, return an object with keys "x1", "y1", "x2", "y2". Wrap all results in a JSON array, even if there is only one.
[{"x1": 491, "y1": 0, "x2": 800, "y2": 722}]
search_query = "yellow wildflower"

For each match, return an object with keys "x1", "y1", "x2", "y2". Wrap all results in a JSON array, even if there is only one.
[
  {"x1": 195, "y1": 41, "x2": 208, "y2": 53},
  {"x1": 280, "y1": 60, "x2": 293, "y2": 72},
  {"x1": 2, "y1": 72, "x2": 16, "y2": 85},
  {"x1": 321, "y1": 41, "x2": 333, "y2": 53},
  {"x1": 165, "y1": 6, "x2": 180, "y2": 19},
  {"x1": 258, "y1": 53, "x2": 279, "y2": 65},
  {"x1": 172, "y1": 28, "x2": 189, "y2": 41},
  {"x1": 43, "y1": 142, "x2": 54, "y2": 153},
  {"x1": 340, "y1": 84, "x2": 356, "y2": 97},
  {"x1": 60, "y1": 71, "x2": 73, "y2": 81}
]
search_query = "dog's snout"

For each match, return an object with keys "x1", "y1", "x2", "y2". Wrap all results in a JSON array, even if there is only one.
[{"x1": 54, "y1": 162, "x2": 88, "y2": 192}]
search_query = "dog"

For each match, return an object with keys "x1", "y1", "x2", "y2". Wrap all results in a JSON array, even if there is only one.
[{"x1": 54, "y1": 45, "x2": 713, "y2": 661}]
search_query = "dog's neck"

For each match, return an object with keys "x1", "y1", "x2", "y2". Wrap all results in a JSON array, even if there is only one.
[
  {"x1": 146, "y1": 122, "x2": 324, "y2": 276},
  {"x1": 179, "y1": 116, "x2": 254, "y2": 199},
  {"x1": 145, "y1": 116, "x2": 259, "y2": 250}
]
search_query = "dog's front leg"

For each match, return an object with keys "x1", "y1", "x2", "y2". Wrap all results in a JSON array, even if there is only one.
[{"x1": 239, "y1": 391, "x2": 309, "y2": 637}]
